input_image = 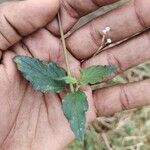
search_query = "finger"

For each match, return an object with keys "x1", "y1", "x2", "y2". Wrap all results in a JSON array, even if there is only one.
[
  {"x1": 82, "y1": 30, "x2": 150, "y2": 76},
  {"x1": 47, "y1": 0, "x2": 119, "y2": 35},
  {"x1": 0, "y1": 51, "x2": 2, "y2": 60},
  {"x1": 0, "y1": 0, "x2": 59, "y2": 50},
  {"x1": 66, "y1": 0, "x2": 150, "y2": 59},
  {"x1": 81, "y1": 86, "x2": 96, "y2": 122},
  {"x1": 93, "y1": 79, "x2": 150, "y2": 117}
]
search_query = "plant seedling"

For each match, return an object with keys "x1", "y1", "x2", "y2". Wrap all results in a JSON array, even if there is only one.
[{"x1": 13, "y1": 13, "x2": 116, "y2": 141}]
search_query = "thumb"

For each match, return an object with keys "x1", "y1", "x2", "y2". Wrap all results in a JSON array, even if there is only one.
[{"x1": 0, "y1": 0, "x2": 59, "y2": 50}]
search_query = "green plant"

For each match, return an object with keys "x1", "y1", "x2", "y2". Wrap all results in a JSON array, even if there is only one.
[{"x1": 13, "y1": 13, "x2": 116, "y2": 141}]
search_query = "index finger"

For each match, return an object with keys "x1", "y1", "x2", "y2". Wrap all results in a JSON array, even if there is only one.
[{"x1": 47, "y1": 0, "x2": 119, "y2": 35}]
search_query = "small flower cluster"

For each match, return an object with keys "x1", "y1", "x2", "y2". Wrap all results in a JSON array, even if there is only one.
[
  {"x1": 92, "y1": 26, "x2": 112, "y2": 58},
  {"x1": 102, "y1": 27, "x2": 112, "y2": 44}
]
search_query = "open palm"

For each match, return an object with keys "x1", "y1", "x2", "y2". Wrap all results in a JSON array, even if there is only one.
[
  {"x1": 0, "y1": 0, "x2": 96, "y2": 149},
  {"x1": 1, "y1": 0, "x2": 150, "y2": 149}
]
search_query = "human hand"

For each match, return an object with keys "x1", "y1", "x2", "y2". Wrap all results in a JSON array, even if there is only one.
[
  {"x1": 0, "y1": 0, "x2": 150, "y2": 150},
  {"x1": 0, "y1": 0, "x2": 96, "y2": 149},
  {"x1": 62, "y1": 0, "x2": 150, "y2": 117}
]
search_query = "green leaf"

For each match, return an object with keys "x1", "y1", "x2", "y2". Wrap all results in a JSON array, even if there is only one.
[
  {"x1": 14, "y1": 56, "x2": 67, "y2": 93},
  {"x1": 62, "y1": 76, "x2": 77, "y2": 84},
  {"x1": 62, "y1": 91, "x2": 88, "y2": 140},
  {"x1": 79, "y1": 65, "x2": 116, "y2": 85},
  {"x1": 48, "y1": 75, "x2": 77, "y2": 84}
]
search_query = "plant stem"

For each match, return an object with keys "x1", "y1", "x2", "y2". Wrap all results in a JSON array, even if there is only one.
[
  {"x1": 81, "y1": 34, "x2": 106, "y2": 63},
  {"x1": 75, "y1": 83, "x2": 80, "y2": 92},
  {"x1": 58, "y1": 12, "x2": 74, "y2": 92},
  {"x1": 93, "y1": 34, "x2": 106, "y2": 57}
]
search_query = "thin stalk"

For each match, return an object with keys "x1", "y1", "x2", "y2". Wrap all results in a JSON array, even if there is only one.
[
  {"x1": 101, "y1": 133, "x2": 113, "y2": 150},
  {"x1": 93, "y1": 34, "x2": 106, "y2": 57},
  {"x1": 58, "y1": 12, "x2": 74, "y2": 92},
  {"x1": 81, "y1": 34, "x2": 106, "y2": 63}
]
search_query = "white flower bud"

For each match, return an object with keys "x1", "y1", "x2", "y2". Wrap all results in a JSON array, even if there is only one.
[
  {"x1": 102, "y1": 29, "x2": 107, "y2": 34},
  {"x1": 105, "y1": 27, "x2": 111, "y2": 32},
  {"x1": 107, "y1": 38, "x2": 112, "y2": 44}
]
